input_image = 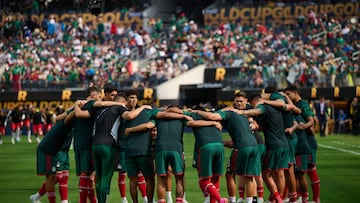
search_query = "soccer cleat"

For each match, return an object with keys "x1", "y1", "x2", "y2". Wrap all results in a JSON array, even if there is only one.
[
  {"x1": 203, "y1": 196, "x2": 210, "y2": 203},
  {"x1": 257, "y1": 197, "x2": 264, "y2": 203},
  {"x1": 0, "y1": 139, "x2": 3, "y2": 144},
  {"x1": 283, "y1": 197, "x2": 290, "y2": 203},
  {"x1": 11, "y1": 138, "x2": 15, "y2": 144},
  {"x1": 16, "y1": 136, "x2": 21, "y2": 142},
  {"x1": 28, "y1": 138, "x2": 32, "y2": 143},
  {"x1": 236, "y1": 198, "x2": 244, "y2": 203},
  {"x1": 36, "y1": 137, "x2": 41, "y2": 143},
  {"x1": 29, "y1": 194, "x2": 41, "y2": 203}
]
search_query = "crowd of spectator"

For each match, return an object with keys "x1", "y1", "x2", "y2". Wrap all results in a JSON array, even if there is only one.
[{"x1": 0, "y1": 1, "x2": 359, "y2": 91}]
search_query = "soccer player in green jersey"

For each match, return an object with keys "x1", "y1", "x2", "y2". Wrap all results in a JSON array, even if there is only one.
[
  {"x1": 284, "y1": 85, "x2": 320, "y2": 203},
  {"x1": 126, "y1": 106, "x2": 222, "y2": 203},
  {"x1": 194, "y1": 105, "x2": 259, "y2": 203},
  {"x1": 31, "y1": 107, "x2": 75, "y2": 203},
  {"x1": 30, "y1": 122, "x2": 74, "y2": 203},
  {"x1": 125, "y1": 107, "x2": 193, "y2": 203},
  {"x1": 232, "y1": 93, "x2": 290, "y2": 203},
  {"x1": 72, "y1": 86, "x2": 102, "y2": 203},
  {"x1": 184, "y1": 108, "x2": 229, "y2": 203},
  {"x1": 294, "y1": 114, "x2": 312, "y2": 203},
  {"x1": 229, "y1": 92, "x2": 266, "y2": 203},
  {"x1": 263, "y1": 86, "x2": 300, "y2": 203},
  {"x1": 123, "y1": 89, "x2": 155, "y2": 203}
]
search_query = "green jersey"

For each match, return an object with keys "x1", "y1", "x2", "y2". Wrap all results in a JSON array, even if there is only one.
[
  {"x1": 73, "y1": 100, "x2": 96, "y2": 150},
  {"x1": 189, "y1": 112, "x2": 223, "y2": 150},
  {"x1": 38, "y1": 120, "x2": 72, "y2": 155},
  {"x1": 60, "y1": 128, "x2": 74, "y2": 151},
  {"x1": 294, "y1": 115, "x2": 311, "y2": 155},
  {"x1": 218, "y1": 110, "x2": 257, "y2": 149},
  {"x1": 116, "y1": 119, "x2": 127, "y2": 152},
  {"x1": 270, "y1": 92, "x2": 295, "y2": 138},
  {"x1": 124, "y1": 109, "x2": 152, "y2": 157},
  {"x1": 148, "y1": 109, "x2": 186, "y2": 153},
  {"x1": 296, "y1": 100, "x2": 317, "y2": 150},
  {"x1": 256, "y1": 104, "x2": 288, "y2": 149}
]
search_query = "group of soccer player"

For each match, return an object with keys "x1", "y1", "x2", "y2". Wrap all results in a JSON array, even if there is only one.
[
  {"x1": 0, "y1": 105, "x2": 56, "y2": 145},
  {"x1": 28, "y1": 84, "x2": 321, "y2": 203}
]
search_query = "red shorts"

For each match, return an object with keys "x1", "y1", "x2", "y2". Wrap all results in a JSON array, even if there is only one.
[
  {"x1": 33, "y1": 124, "x2": 43, "y2": 134},
  {"x1": 0, "y1": 126, "x2": 4, "y2": 135},
  {"x1": 44, "y1": 124, "x2": 53, "y2": 132},
  {"x1": 11, "y1": 122, "x2": 21, "y2": 131},
  {"x1": 23, "y1": 119, "x2": 31, "y2": 128}
]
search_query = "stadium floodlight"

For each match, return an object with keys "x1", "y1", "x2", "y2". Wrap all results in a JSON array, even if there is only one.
[{"x1": 88, "y1": 0, "x2": 103, "y2": 16}]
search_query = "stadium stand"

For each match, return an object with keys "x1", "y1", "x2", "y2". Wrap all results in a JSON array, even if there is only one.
[{"x1": 0, "y1": 0, "x2": 359, "y2": 92}]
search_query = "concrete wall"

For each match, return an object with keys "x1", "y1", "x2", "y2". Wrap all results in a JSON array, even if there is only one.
[{"x1": 156, "y1": 64, "x2": 206, "y2": 100}]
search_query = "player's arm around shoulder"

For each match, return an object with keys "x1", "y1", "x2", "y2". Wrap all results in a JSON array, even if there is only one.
[
  {"x1": 193, "y1": 109, "x2": 222, "y2": 121},
  {"x1": 74, "y1": 100, "x2": 91, "y2": 119},
  {"x1": 122, "y1": 105, "x2": 152, "y2": 120},
  {"x1": 186, "y1": 119, "x2": 221, "y2": 131},
  {"x1": 124, "y1": 120, "x2": 155, "y2": 136}
]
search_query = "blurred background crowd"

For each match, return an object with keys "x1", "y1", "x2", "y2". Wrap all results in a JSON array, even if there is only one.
[{"x1": 0, "y1": 0, "x2": 359, "y2": 92}]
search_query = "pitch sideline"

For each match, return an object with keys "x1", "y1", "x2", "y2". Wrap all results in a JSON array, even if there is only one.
[{"x1": 318, "y1": 143, "x2": 360, "y2": 156}]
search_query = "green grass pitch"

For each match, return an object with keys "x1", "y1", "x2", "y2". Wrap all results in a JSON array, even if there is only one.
[{"x1": 0, "y1": 133, "x2": 359, "y2": 203}]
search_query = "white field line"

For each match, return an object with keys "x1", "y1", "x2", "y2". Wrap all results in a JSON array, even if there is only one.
[
  {"x1": 318, "y1": 143, "x2": 360, "y2": 156},
  {"x1": 332, "y1": 141, "x2": 360, "y2": 149}
]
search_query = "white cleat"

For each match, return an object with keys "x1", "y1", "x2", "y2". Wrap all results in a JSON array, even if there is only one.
[
  {"x1": 0, "y1": 139, "x2": 3, "y2": 145},
  {"x1": 29, "y1": 194, "x2": 41, "y2": 203},
  {"x1": 257, "y1": 197, "x2": 264, "y2": 203},
  {"x1": 28, "y1": 138, "x2": 32, "y2": 143},
  {"x1": 11, "y1": 138, "x2": 15, "y2": 144},
  {"x1": 283, "y1": 198, "x2": 290, "y2": 203},
  {"x1": 236, "y1": 198, "x2": 244, "y2": 203},
  {"x1": 36, "y1": 137, "x2": 41, "y2": 144}
]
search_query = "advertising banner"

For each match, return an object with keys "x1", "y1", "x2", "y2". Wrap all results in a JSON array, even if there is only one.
[
  {"x1": 0, "y1": 88, "x2": 155, "y2": 110},
  {"x1": 0, "y1": 11, "x2": 144, "y2": 30},
  {"x1": 204, "y1": 2, "x2": 360, "y2": 27}
]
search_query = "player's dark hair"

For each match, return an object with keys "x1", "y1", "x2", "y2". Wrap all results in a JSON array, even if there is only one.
[
  {"x1": 264, "y1": 86, "x2": 277, "y2": 94},
  {"x1": 284, "y1": 85, "x2": 298, "y2": 93},
  {"x1": 248, "y1": 93, "x2": 262, "y2": 103},
  {"x1": 125, "y1": 89, "x2": 139, "y2": 97},
  {"x1": 104, "y1": 84, "x2": 118, "y2": 94},
  {"x1": 86, "y1": 86, "x2": 101, "y2": 97},
  {"x1": 115, "y1": 92, "x2": 127, "y2": 101},
  {"x1": 234, "y1": 91, "x2": 246, "y2": 99}
]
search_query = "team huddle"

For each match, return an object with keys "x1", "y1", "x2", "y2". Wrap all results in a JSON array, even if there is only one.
[{"x1": 29, "y1": 84, "x2": 321, "y2": 203}]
